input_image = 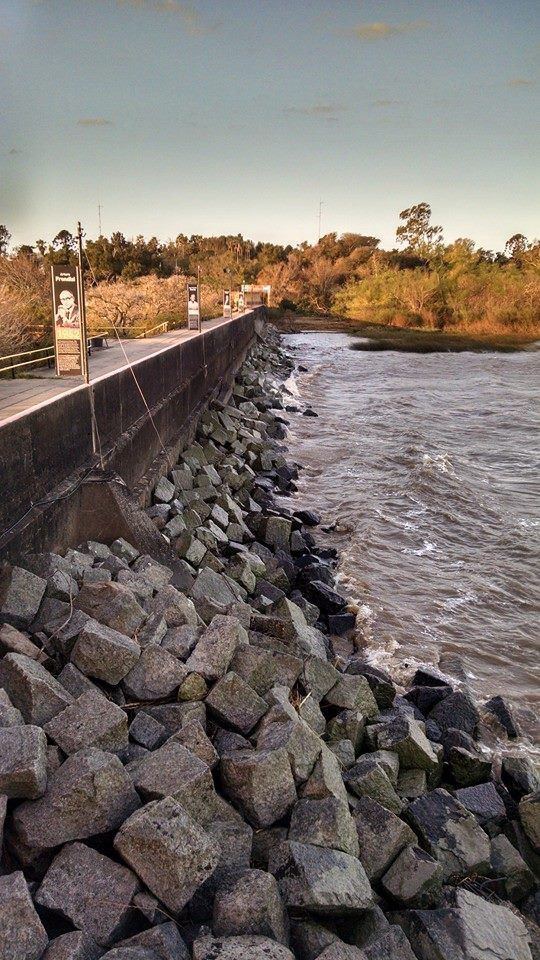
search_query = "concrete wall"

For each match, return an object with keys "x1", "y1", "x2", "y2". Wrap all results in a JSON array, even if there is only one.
[{"x1": 0, "y1": 311, "x2": 258, "y2": 559}]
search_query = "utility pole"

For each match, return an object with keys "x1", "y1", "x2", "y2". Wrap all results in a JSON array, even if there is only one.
[
  {"x1": 76, "y1": 221, "x2": 89, "y2": 385},
  {"x1": 318, "y1": 199, "x2": 324, "y2": 242}
]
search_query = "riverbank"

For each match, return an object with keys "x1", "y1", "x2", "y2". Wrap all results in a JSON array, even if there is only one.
[
  {"x1": 0, "y1": 323, "x2": 538, "y2": 959},
  {"x1": 272, "y1": 310, "x2": 539, "y2": 353}
]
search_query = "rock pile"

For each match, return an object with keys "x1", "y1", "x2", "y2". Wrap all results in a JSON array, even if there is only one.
[{"x1": 0, "y1": 325, "x2": 538, "y2": 960}]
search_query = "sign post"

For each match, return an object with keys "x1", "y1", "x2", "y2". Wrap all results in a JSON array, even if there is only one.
[
  {"x1": 51, "y1": 263, "x2": 86, "y2": 378},
  {"x1": 187, "y1": 282, "x2": 200, "y2": 331},
  {"x1": 223, "y1": 289, "x2": 232, "y2": 318}
]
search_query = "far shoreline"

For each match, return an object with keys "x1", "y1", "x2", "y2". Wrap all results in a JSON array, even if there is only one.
[{"x1": 271, "y1": 310, "x2": 540, "y2": 354}]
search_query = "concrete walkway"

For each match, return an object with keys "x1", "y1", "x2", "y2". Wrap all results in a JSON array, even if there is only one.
[{"x1": 0, "y1": 315, "x2": 238, "y2": 425}]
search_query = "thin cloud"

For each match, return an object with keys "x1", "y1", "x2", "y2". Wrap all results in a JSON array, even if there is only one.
[
  {"x1": 508, "y1": 78, "x2": 534, "y2": 87},
  {"x1": 116, "y1": 0, "x2": 219, "y2": 35},
  {"x1": 282, "y1": 103, "x2": 344, "y2": 122},
  {"x1": 351, "y1": 21, "x2": 429, "y2": 41},
  {"x1": 77, "y1": 118, "x2": 113, "y2": 127}
]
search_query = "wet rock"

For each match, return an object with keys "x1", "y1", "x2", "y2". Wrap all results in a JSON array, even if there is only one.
[
  {"x1": 406, "y1": 887, "x2": 533, "y2": 960},
  {"x1": 347, "y1": 662, "x2": 396, "y2": 709},
  {"x1": 380, "y1": 844, "x2": 442, "y2": 907},
  {"x1": 206, "y1": 672, "x2": 268, "y2": 734},
  {"x1": 484, "y1": 694, "x2": 521, "y2": 738},
  {"x1": 213, "y1": 869, "x2": 289, "y2": 944},
  {"x1": 36, "y1": 842, "x2": 140, "y2": 947},
  {"x1": 44, "y1": 689, "x2": 128, "y2": 756},
  {"x1": 0, "y1": 652, "x2": 73, "y2": 725},
  {"x1": 122, "y1": 645, "x2": 187, "y2": 701},
  {"x1": 269, "y1": 840, "x2": 373, "y2": 916},
  {"x1": 520, "y1": 792, "x2": 540, "y2": 851},
  {"x1": 404, "y1": 684, "x2": 451, "y2": 715},
  {"x1": 0, "y1": 870, "x2": 49, "y2": 960},
  {"x1": 448, "y1": 745, "x2": 493, "y2": 787},
  {"x1": 454, "y1": 781, "x2": 507, "y2": 836},
  {"x1": 129, "y1": 739, "x2": 213, "y2": 808},
  {"x1": 502, "y1": 756, "x2": 540, "y2": 798},
  {"x1": 0, "y1": 565, "x2": 47, "y2": 628},
  {"x1": 429, "y1": 690, "x2": 479, "y2": 736},
  {"x1": 352, "y1": 796, "x2": 416, "y2": 881},
  {"x1": 0, "y1": 723, "x2": 47, "y2": 798},
  {"x1": 490, "y1": 834, "x2": 535, "y2": 902},
  {"x1": 114, "y1": 796, "x2": 220, "y2": 915},
  {"x1": 304, "y1": 581, "x2": 348, "y2": 616},
  {"x1": 11, "y1": 747, "x2": 140, "y2": 854},
  {"x1": 186, "y1": 615, "x2": 248, "y2": 682},
  {"x1": 413, "y1": 667, "x2": 452, "y2": 688},
  {"x1": 289, "y1": 797, "x2": 359, "y2": 857},
  {"x1": 74, "y1": 582, "x2": 146, "y2": 637},
  {"x1": 344, "y1": 756, "x2": 403, "y2": 814},
  {"x1": 405, "y1": 787, "x2": 490, "y2": 882},
  {"x1": 193, "y1": 936, "x2": 294, "y2": 960},
  {"x1": 377, "y1": 716, "x2": 439, "y2": 772},
  {"x1": 71, "y1": 620, "x2": 140, "y2": 685},
  {"x1": 220, "y1": 748, "x2": 297, "y2": 828}
]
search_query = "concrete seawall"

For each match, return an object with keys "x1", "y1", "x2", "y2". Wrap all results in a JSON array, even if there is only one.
[{"x1": 0, "y1": 310, "x2": 260, "y2": 560}]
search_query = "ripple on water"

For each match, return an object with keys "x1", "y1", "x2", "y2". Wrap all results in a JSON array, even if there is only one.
[{"x1": 283, "y1": 331, "x2": 540, "y2": 749}]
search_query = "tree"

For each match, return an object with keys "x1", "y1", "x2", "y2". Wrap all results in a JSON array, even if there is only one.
[
  {"x1": 51, "y1": 229, "x2": 76, "y2": 263},
  {"x1": 396, "y1": 203, "x2": 443, "y2": 258},
  {"x1": 0, "y1": 225, "x2": 11, "y2": 256}
]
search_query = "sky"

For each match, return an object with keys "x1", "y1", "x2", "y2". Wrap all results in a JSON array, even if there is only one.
[{"x1": 1, "y1": 0, "x2": 539, "y2": 251}]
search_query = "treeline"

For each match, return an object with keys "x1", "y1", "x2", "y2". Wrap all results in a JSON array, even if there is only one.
[{"x1": 0, "y1": 204, "x2": 538, "y2": 354}]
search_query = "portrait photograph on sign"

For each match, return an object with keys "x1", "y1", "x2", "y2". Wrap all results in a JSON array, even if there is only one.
[
  {"x1": 51, "y1": 264, "x2": 85, "y2": 377},
  {"x1": 223, "y1": 289, "x2": 232, "y2": 318},
  {"x1": 187, "y1": 282, "x2": 200, "y2": 330}
]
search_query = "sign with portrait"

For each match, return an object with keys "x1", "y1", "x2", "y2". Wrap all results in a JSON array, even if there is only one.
[
  {"x1": 51, "y1": 264, "x2": 85, "y2": 377},
  {"x1": 237, "y1": 291, "x2": 245, "y2": 312},
  {"x1": 223, "y1": 288, "x2": 232, "y2": 318},
  {"x1": 187, "y1": 283, "x2": 200, "y2": 331}
]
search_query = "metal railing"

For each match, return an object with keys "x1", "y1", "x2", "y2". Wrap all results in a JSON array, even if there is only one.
[
  {"x1": 0, "y1": 321, "x2": 174, "y2": 377},
  {"x1": 0, "y1": 345, "x2": 55, "y2": 378}
]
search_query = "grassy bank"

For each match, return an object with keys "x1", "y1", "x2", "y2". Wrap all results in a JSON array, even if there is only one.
[{"x1": 270, "y1": 310, "x2": 539, "y2": 352}]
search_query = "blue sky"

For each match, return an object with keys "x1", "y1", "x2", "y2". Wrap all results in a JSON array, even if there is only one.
[{"x1": 2, "y1": 0, "x2": 539, "y2": 250}]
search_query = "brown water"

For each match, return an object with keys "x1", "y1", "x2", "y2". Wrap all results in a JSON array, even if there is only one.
[{"x1": 282, "y1": 332, "x2": 540, "y2": 748}]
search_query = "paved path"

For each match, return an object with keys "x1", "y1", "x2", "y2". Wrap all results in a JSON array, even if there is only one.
[{"x1": 0, "y1": 315, "x2": 238, "y2": 425}]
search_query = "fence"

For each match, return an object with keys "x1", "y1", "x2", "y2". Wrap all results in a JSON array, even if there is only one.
[{"x1": 0, "y1": 322, "x2": 176, "y2": 378}]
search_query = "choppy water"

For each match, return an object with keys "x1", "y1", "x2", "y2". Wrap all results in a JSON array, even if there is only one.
[{"x1": 282, "y1": 332, "x2": 540, "y2": 747}]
